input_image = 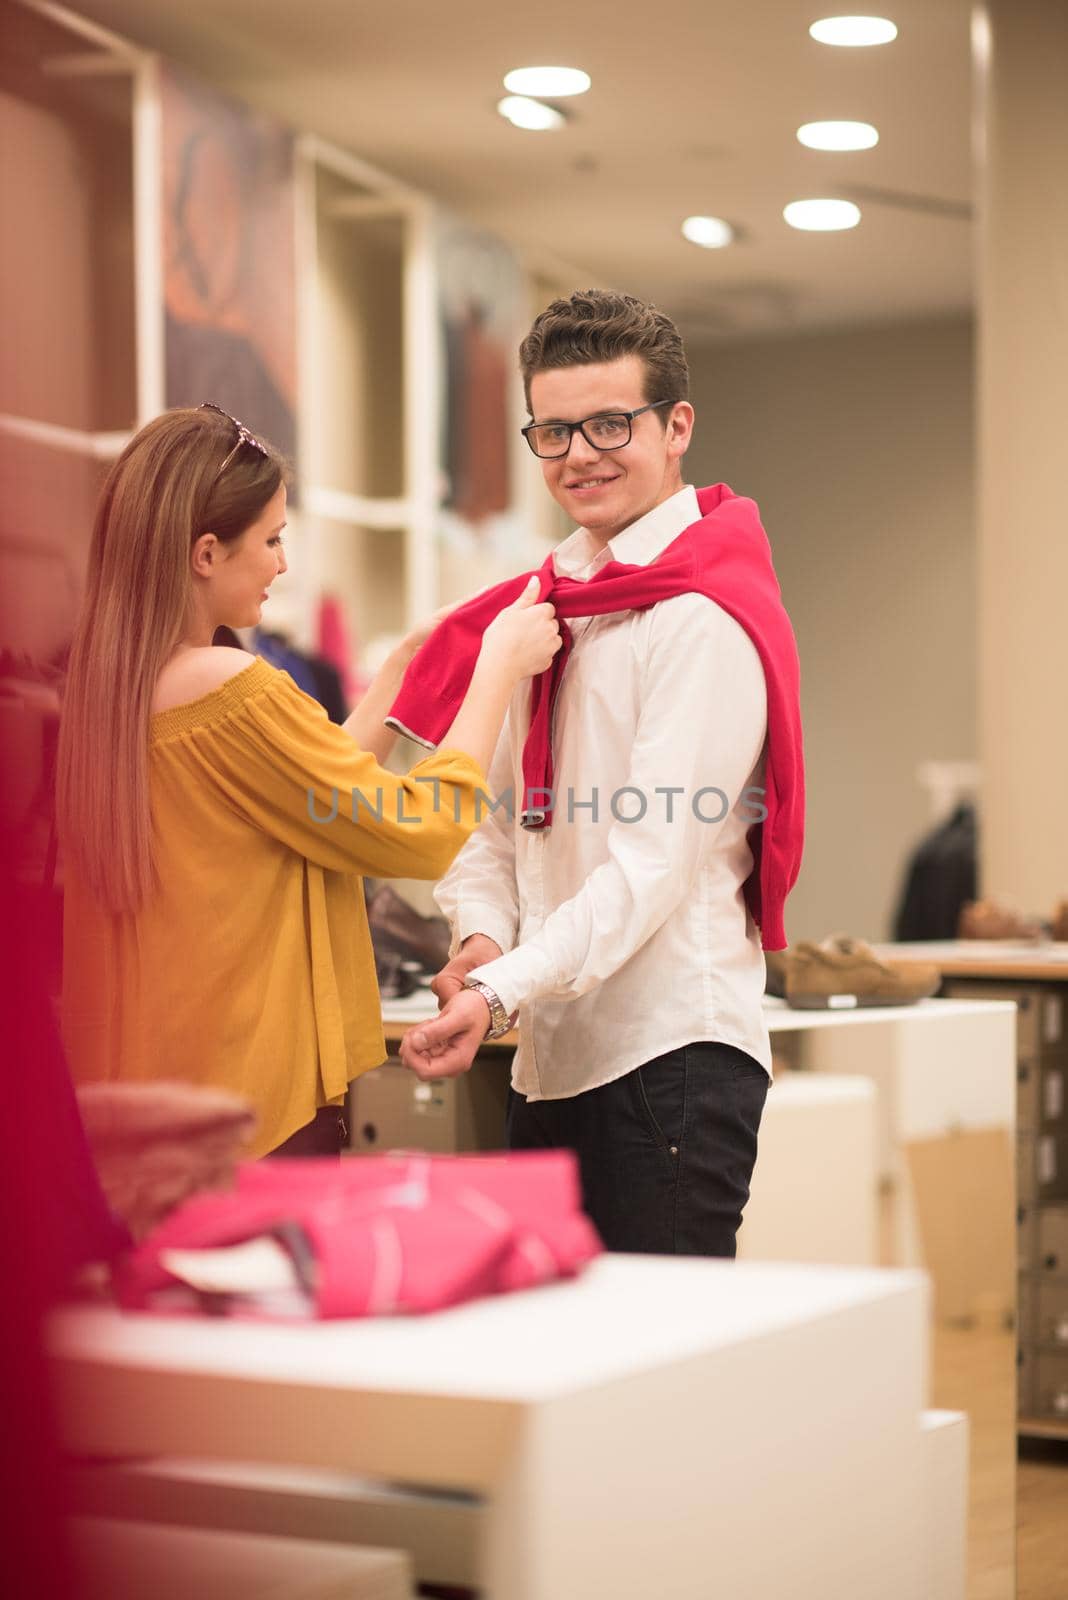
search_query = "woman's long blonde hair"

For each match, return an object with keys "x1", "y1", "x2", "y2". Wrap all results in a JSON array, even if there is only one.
[{"x1": 57, "y1": 407, "x2": 285, "y2": 915}]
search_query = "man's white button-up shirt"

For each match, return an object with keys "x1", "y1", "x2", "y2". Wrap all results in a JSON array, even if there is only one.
[{"x1": 434, "y1": 484, "x2": 772, "y2": 1099}]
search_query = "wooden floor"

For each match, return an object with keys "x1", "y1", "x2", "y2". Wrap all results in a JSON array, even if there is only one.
[
  {"x1": 1016, "y1": 1441, "x2": 1068, "y2": 1600},
  {"x1": 932, "y1": 1322, "x2": 1015, "y2": 1600},
  {"x1": 930, "y1": 1322, "x2": 1068, "y2": 1600}
]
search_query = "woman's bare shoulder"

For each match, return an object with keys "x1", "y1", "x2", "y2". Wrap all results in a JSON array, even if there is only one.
[{"x1": 152, "y1": 648, "x2": 259, "y2": 713}]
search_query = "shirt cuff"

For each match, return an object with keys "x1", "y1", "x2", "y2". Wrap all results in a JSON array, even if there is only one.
[
  {"x1": 467, "y1": 945, "x2": 558, "y2": 1016},
  {"x1": 451, "y1": 904, "x2": 518, "y2": 961}
]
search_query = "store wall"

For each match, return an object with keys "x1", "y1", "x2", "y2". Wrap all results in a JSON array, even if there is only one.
[
  {"x1": 686, "y1": 316, "x2": 976, "y2": 943},
  {"x1": 977, "y1": 0, "x2": 1068, "y2": 917},
  {"x1": 2, "y1": 90, "x2": 95, "y2": 433},
  {"x1": 0, "y1": 83, "x2": 135, "y2": 436},
  {"x1": 0, "y1": 84, "x2": 134, "y2": 662}
]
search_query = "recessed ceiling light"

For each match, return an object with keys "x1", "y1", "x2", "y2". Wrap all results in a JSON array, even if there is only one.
[
  {"x1": 503, "y1": 66, "x2": 591, "y2": 98},
  {"x1": 497, "y1": 96, "x2": 565, "y2": 132},
  {"x1": 681, "y1": 215, "x2": 735, "y2": 249},
  {"x1": 783, "y1": 198, "x2": 862, "y2": 231},
  {"x1": 809, "y1": 16, "x2": 898, "y2": 47},
  {"x1": 797, "y1": 120, "x2": 879, "y2": 151}
]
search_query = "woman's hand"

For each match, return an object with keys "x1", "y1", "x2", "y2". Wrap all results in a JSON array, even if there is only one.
[
  {"x1": 477, "y1": 577, "x2": 561, "y2": 684},
  {"x1": 435, "y1": 578, "x2": 559, "y2": 773}
]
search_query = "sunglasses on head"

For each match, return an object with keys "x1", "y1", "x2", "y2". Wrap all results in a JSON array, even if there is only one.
[{"x1": 199, "y1": 402, "x2": 270, "y2": 479}]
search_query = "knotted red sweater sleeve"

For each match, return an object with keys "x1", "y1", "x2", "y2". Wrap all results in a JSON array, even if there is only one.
[{"x1": 386, "y1": 485, "x2": 804, "y2": 949}]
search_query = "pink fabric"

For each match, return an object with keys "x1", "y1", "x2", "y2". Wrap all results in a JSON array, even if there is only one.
[
  {"x1": 114, "y1": 1151, "x2": 602, "y2": 1319},
  {"x1": 387, "y1": 484, "x2": 804, "y2": 949},
  {"x1": 316, "y1": 592, "x2": 362, "y2": 704}
]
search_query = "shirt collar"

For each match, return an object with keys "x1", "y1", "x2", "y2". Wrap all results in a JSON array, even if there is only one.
[{"x1": 552, "y1": 484, "x2": 700, "y2": 579}]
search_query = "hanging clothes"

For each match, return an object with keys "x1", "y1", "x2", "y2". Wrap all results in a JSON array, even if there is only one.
[
  {"x1": 251, "y1": 629, "x2": 348, "y2": 723},
  {"x1": 893, "y1": 803, "x2": 978, "y2": 941},
  {"x1": 253, "y1": 629, "x2": 320, "y2": 698}
]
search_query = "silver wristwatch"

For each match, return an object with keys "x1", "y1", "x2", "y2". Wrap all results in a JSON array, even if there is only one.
[{"x1": 463, "y1": 979, "x2": 517, "y2": 1040}]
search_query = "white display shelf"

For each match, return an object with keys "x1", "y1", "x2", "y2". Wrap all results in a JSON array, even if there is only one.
[
  {"x1": 768, "y1": 995, "x2": 1016, "y2": 1285},
  {"x1": 763, "y1": 994, "x2": 1016, "y2": 1027},
  {"x1": 296, "y1": 137, "x2": 437, "y2": 645},
  {"x1": 51, "y1": 1257, "x2": 930, "y2": 1600},
  {"x1": 767, "y1": 996, "x2": 1015, "y2": 1162},
  {"x1": 740, "y1": 1075, "x2": 878, "y2": 1266},
  {"x1": 381, "y1": 996, "x2": 1017, "y2": 1292}
]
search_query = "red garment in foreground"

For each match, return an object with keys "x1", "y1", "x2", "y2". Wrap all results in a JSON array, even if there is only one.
[
  {"x1": 387, "y1": 484, "x2": 804, "y2": 950},
  {"x1": 114, "y1": 1151, "x2": 602, "y2": 1319}
]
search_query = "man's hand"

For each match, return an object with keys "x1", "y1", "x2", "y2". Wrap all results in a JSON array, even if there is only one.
[
  {"x1": 431, "y1": 934, "x2": 503, "y2": 1009},
  {"x1": 399, "y1": 989, "x2": 491, "y2": 1080}
]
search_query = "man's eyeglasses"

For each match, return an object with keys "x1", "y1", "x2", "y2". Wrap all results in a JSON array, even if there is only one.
[
  {"x1": 521, "y1": 399, "x2": 678, "y2": 459},
  {"x1": 200, "y1": 402, "x2": 270, "y2": 479}
]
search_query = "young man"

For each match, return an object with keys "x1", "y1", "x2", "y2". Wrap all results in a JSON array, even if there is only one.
[{"x1": 398, "y1": 289, "x2": 803, "y2": 1256}]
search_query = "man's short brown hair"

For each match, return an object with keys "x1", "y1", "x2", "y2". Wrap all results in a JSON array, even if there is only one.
[{"x1": 519, "y1": 288, "x2": 689, "y2": 415}]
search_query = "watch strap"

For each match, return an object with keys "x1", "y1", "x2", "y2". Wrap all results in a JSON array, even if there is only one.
[{"x1": 463, "y1": 979, "x2": 516, "y2": 1040}]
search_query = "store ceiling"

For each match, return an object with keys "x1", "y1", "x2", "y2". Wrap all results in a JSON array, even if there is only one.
[{"x1": 60, "y1": 0, "x2": 973, "y2": 341}]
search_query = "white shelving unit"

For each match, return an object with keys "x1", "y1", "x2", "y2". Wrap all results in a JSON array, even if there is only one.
[{"x1": 293, "y1": 136, "x2": 438, "y2": 654}]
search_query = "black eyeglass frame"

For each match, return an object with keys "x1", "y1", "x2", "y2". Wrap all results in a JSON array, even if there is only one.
[
  {"x1": 520, "y1": 398, "x2": 679, "y2": 459},
  {"x1": 199, "y1": 401, "x2": 270, "y2": 479}
]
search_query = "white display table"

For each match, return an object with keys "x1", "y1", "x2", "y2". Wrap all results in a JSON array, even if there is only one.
[
  {"x1": 765, "y1": 998, "x2": 1016, "y2": 1174},
  {"x1": 920, "y1": 1411, "x2": 969, "y2": 1600},
  {"x1": 379, "y1": 996, "x2": 1016, "y2": 1281},
  {"x1": 740, "y1": 1075, "x2": 877, "y2": 1264},
  {"x1": 382, "y1": 998, "x2": 1017, "y2": 1188},
  {"x1": 764, "y1": 997, "x2": 1016, "y2": 1273},
  {"x1": 52, "y1": 1258, "x2": 929, "y2": 1600},
  {"x1": 69, "y1": 1517, "x2": 414, "y2": 1600}
]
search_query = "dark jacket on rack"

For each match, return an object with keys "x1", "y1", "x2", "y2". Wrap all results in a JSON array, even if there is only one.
[{"x1": 893, "y1": 803, "x2": 977, "y2": 941}]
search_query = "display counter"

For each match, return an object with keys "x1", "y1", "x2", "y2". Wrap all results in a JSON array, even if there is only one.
[
  {"x1": 379, "y1": 998, "x2": 1016, "y2": 1247},
  {"x1": 373, "y1": 995, "x2": 1018, "y2": 1347},
  {"x1": 878, "y1": 944, "x2": 1068, "y2": 1439},
  {"x1": 51, "y1": 1257, "x2": 930, "y2": 1600},
  {"x1": 876, "y1": 939, "x2": 1068, "y2": 983}
]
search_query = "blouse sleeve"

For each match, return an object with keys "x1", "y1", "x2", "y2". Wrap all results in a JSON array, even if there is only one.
[{"x1": 164, "y1": 667, "x2": 488, "y2": 879}]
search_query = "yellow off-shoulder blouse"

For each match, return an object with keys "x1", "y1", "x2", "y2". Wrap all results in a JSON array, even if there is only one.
[{"x1": 62, "y1": 658, "x2": 486, "y2": 1156}]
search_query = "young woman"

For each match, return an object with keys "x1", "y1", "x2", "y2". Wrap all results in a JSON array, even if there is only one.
[{"x1": 57, "y1": 405, "x2": 559, "y2": 1157}]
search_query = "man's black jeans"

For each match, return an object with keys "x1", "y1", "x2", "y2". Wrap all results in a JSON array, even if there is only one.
[{"x1": 506, "y1": 1041, "x2": 768, "y2": 1256}]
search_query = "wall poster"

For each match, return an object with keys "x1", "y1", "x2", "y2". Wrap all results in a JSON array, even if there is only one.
[
  {"x1": 160, "y1": 64, "x2": 298, "y2": 482},
  {"x1": 435, "y1": 212, "x2": 531, "y2": 595}
]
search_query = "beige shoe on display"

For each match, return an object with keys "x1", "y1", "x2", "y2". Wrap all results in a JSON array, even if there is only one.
[
  {"x1": 784, "y1": 935, "x2": 941, "y2": 1010},
  {"x1": 957, "y1": 898, "x2": 1044, "y2": 942}
]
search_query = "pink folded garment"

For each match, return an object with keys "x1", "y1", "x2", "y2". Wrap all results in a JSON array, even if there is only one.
[{"x1": 113, "y1": 1150, "x2": 602, "y2": 1318}]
